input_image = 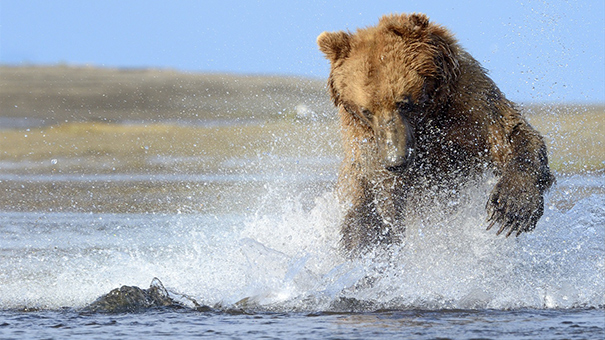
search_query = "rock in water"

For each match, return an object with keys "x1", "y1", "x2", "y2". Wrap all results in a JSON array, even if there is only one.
[{"x1": 85, "y1": 277, "x2": 208, "y2": 313}]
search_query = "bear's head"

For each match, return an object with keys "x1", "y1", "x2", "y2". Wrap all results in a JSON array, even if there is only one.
[{"x1": 317, "y1": 13, "x2": 460, "y2": 172}]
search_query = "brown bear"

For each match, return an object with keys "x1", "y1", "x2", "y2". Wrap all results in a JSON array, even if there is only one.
[{"x1": 317, "y1": 13, "x2": 554, "y2": 254}]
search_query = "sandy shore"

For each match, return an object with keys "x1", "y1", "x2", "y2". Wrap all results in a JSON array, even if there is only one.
[{"x1": 0, "y1": 65, "x2": 333, "y2": 127}]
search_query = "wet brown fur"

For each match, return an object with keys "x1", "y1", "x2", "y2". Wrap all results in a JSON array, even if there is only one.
[{"x1": 317, "y1": 13, "x2": 554, "y2": 255}]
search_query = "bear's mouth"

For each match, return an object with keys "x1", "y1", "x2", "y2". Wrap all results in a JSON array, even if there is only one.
[
  {"x1": 382, "y1": 148, "x2": 409, "y2": 172},
  {"x1": 382, "y1": 146, "x2": 414, "y2": 173},
  {"x1": 383, "y1": 147, "x2": 414, "y2": 172}
]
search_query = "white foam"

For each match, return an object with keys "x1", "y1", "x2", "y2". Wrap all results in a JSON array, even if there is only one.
[
  {"x1": 0, "y1": 177, "x2": 603, "y2": 311},
  {"x1": 162, "y1": 179, "x2": 605, "y2": 311}
]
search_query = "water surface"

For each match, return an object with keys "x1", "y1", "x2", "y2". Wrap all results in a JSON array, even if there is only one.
[{"x1": 0, "y1": 155, "x2": 603, "y2": 339}]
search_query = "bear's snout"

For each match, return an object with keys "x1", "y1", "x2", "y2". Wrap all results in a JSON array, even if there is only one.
[{"x1": 374, "y1": 114, "x2": 415, "y2": 172}]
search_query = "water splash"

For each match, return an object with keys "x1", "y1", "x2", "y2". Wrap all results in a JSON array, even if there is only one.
[
  {"x1": 0, "y1": 176, "x2": 603, "y2": 311},
  {"x1": 214, "y1": 179, "x2": 604, "y2": 311}
]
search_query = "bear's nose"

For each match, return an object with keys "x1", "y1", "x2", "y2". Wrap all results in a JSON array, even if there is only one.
[
  {"x1": 383, "y1": 150, "x2": 412, "y2": 172},
  {"x1": 383, "y1": 140, "x2": 409, "y2": 171}
]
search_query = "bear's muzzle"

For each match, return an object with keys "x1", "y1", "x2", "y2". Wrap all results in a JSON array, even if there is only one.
[{"x1": 374, "y1": 113, "x2": 415, "y2": 172}]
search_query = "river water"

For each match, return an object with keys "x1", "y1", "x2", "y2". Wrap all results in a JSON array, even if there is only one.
[{"x1": 0, "y1": 153, "x2": 604, "y2": 339}]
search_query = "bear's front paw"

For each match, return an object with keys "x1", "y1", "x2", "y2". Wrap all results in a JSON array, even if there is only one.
[{"x1": 486, "y1": 175, "x2": 545, "y2": 237}]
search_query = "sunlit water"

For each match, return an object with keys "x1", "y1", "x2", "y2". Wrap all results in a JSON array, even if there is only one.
[{"x1": 0, "y1": 152, "x2": 603, "y2": 339}]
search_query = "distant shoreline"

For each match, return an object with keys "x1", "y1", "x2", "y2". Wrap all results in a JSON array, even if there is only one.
[
  {"x1": 2, "y1": 65, "x2": 602, "y2": 128},
  {"x1": 1, "y1": 65, "x2": 603, "y2": 175},
  {"x1": 0, "y1": 65, "x2": 334, "y2": 127}
]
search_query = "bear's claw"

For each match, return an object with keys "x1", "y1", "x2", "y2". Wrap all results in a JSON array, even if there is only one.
[{"x1": 486, "y1": 175, "x2": 544, "y2": 237}]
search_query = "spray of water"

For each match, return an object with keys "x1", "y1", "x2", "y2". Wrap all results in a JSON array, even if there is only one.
[
  {"x1": 200, "y1": 178, "x2": 604, "y2": 312},
  {"x1": 0, "y1": 171, "x2": 603, "y2": 311}
]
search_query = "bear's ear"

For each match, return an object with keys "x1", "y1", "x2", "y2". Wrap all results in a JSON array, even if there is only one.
[
  {"x1": 383, "y1": 13, "x2": 430, "y2": 37},
  {"x1": 317, "y1": 31, "x2": 351, "y2": 62},
  {"x1": 408, "y1": 13, "x2": 430, "y2": 30}
]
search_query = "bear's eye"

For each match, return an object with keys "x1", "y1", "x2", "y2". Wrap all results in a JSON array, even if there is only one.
[
  {"x1": 397, "y1": 98, "x2": 415, "y2": 113},
  {"x1": 360, "y1": 107, "x2": 373, "y2": 119}
]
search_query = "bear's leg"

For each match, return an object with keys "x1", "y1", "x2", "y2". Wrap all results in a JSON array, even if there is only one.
[
  {"x1": 487, "y1": 123, "x2": 554, "y2": 236},
  {"x1": 373, "y1": 184, "x2": 405, "y2": 239},
  {"x1": 341, "y1": 183, "x2": 402, "y2": 255},
  {"x1": 341, "y1": 194, "x2": 383, "y2": 254}
]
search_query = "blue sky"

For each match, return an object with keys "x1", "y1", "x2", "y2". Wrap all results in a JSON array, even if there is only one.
[{"x1": 1, "y1": 0, "x2": 603, "y2": 103}]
